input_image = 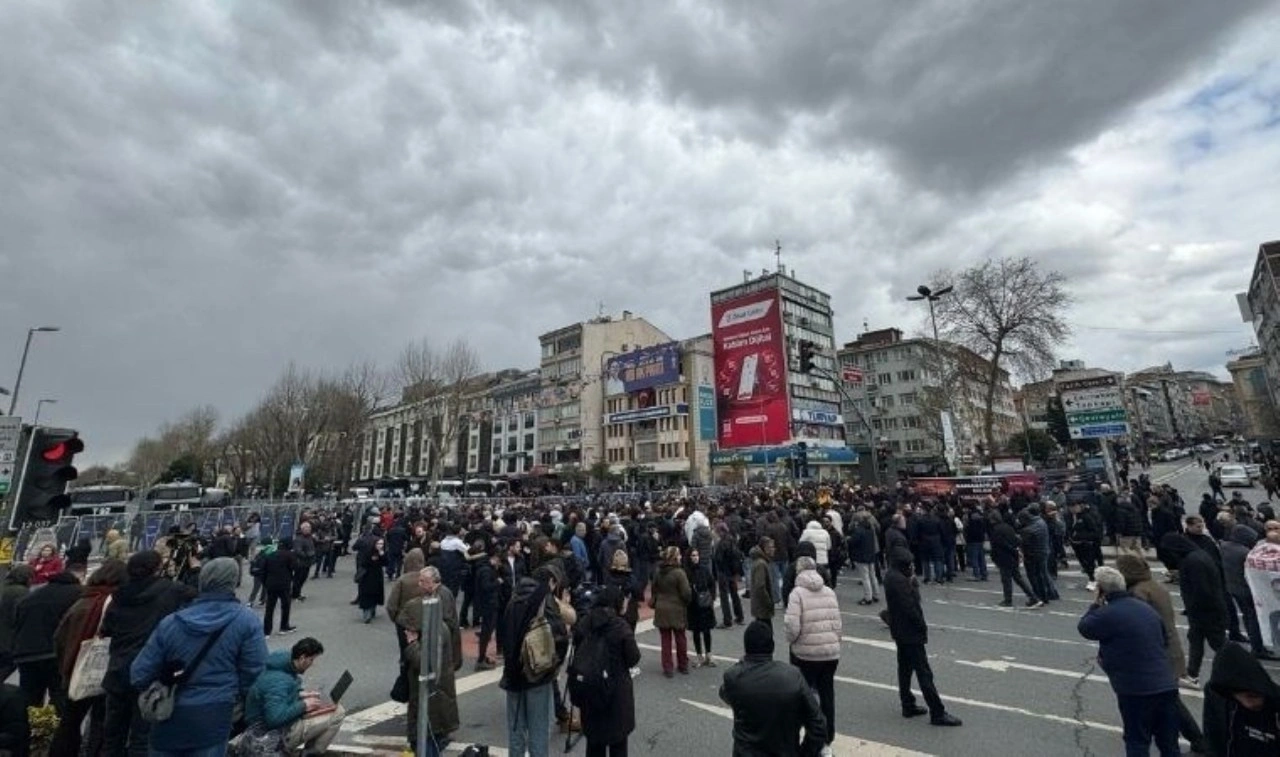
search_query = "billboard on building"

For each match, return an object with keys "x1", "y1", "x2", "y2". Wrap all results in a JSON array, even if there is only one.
[
  {"x1": 604, "y1": 342, "x2": 681, "y2": 395},
  {"x1": 697, "y1": 385, "x2": 717, "y2": 441},
  {"x1": 711, "y1": 290, "x2": 790, "y2": 448}
]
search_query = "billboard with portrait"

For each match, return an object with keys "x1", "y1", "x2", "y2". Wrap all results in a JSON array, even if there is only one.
[
  {"x1": 711, "y1": 290, "x2": 790, "y2": 448},
  {"x1": 604, "y1": 342, "x2": 682, "y2": 395}
]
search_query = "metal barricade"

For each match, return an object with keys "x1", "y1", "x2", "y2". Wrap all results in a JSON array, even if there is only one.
[{"x1": 74, "y1": 514, "x2": 130, "y2": 559}]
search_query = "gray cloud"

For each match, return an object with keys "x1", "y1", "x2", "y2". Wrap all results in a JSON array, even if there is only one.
[{"x1": 0, "y1": 0, "x2": 1275, "y2": 464}]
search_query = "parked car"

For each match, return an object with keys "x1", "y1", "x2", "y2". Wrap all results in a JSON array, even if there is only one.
[
  {"x1": 1218, "y1": 464, "x2": 1252, "y2": 487},
  {"x1": 1244, "y1": 463, "x2": 1262, "y2": 480},
  {"x1": 1193, "y1": 443, "x2": 1214, "y2": 454}
]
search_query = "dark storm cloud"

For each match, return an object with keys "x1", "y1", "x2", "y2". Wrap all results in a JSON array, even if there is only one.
[{"x1": 0, "y1": 0, "x2": 1275, "y2": 464}]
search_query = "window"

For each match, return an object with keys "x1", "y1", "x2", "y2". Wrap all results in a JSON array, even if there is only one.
[
  {"x1": 524, "y1": 412, "x2": 535, "y2": 428},
  {"x1": 507, "y1": 438, "x2": 518, "y2": 453},
  {"x1": 878, "y1": 373, "x2": 892, "y2": 385},
  {"x1": 524, "y1": 433, "x2": 534, "y2": 451},
  {"x1": 903, "y1": 415, "x2": 920, "y2": 429},
  {"x1": 872, "y1": 419, "x2": 882, "y2": 430},
  {"x1": 541, "y1": 342, "x2": 555, "y2": 359},
  {"x1": 880, "y1": 395, "x2": 895, "y2": 409},
  {"x1": 883, "y1": 418, "x2": 898, "y2": 430},
  {"x1": 508, "y1": 416, "x2": 518, "y2": 431},
  {"x1": 507, "y1": 458, "x2": 517, "y2": 473},
  {"x1": 900, "y1": 392, "x2": 917, "y2": 405},
  {"x1": 906, "y1": 439, "x2": 925, "y2": 452},
  {"x1": 897, "y1": 369, "x2": 917, "y2": 382}
]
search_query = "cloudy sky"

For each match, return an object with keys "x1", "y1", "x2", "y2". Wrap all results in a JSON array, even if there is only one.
[{"x1": 3, "y1": 1, "x2": 1279, "y2": 465}]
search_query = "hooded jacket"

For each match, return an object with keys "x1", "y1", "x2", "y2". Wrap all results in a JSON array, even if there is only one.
[
  {"x1": 100, "y1": 574, "x2": 196, "y2": 693},
  {"x1": 1162, "y1": 533, "x2": 1230, "y2": 627},
  {"x1": 988, "y1": 517, "x2": 1022, "y2": 569},
  {"x1": 1116, "y1": 555, "x2": 1186, "y2": 679},
  {"x1": 719, "y1": 652, "x2": 826, "y2": 756},
  {"x1": 748, "y1": 546, "x2": 775, "y2": 620},
  {"x1": 244, "y1": 650, "x2": 305, "y2": 729},
  {"x1": 11, "y1": 572, "x2": 82, "y2": 663},
  {"x1": 1202, "y1": 643, "x2": 1280, "y2": 757},
  {"x1": 799, "y1": 521, "x2": 830, "y2": 566},
  {"x1": 785, "y1": 569, "x2": 842, "y2": 661},
  {"x1": 884, "y1": 554, "x2": 928, "y2": 646},
  {"x1": 1078, "y1": 591, "x2": 1177, "y2": 697},
  {"x1": 387, "y1": 548, "x2": 427, "y2": 624},
  {"x1": 130, "y1": 593, "x2": 268, "y2": 751},
  {"x1": 570, "y1": 606, "x2": 641, "y2": 745},
  {"x1": 1220, "y1": 525, "x2": 1259, "y2": 598}
]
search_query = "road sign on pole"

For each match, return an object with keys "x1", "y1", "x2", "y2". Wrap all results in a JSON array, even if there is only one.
[
  {"x1": 1057, "y1": 374, "x2": 1129, "y2": 439},
  {"x1": 0, "y1": 416, "x2": 22, "y2": 496}
]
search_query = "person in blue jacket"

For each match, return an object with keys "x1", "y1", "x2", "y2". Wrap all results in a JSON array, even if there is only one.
[
  {"x1": 244, "y1": 637, "x2": 346, "y2": 754},
  {"x1": 131, "y1": 557, "x2": 267, "y2": 756},
  {"x1": 1077, "y1": 566, "x2": 1180, "y2": 757}
]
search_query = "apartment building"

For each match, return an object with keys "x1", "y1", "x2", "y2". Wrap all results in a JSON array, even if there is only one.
[
  {"x1": 537, "y1": 311, "x2": 673, "y2": 473},
  {"x1": 1246, "y1": 240, "x2": 1280, "y2": 413},
  {"x1": 486, "y1": 370, "x2": 541, "y2": 478},
  {"x1": 1126, "y1": 363, "x2": 1239, "y2": 441},
  {"x1": 1226, "y1": 352, "x2": 1280, "y2": 440},
  {"x1": 837, "y1": 327, "x2": 1018, "y2": 474}
]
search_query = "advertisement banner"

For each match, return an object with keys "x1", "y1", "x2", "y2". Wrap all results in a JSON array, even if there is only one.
[
  {"x1": 604, "y1": 342, "x2": 682, "y2": 395},
  {"x1": 287, "y1": 463, "x2": 305, "y2": 493},
  {"x1": 712, "y1": 290, "x2": 790, "y2": 448},
  {"x1": 1245, "y1": 543, "x2": 1280, "y2": 649},
  {"x1": 907, "y1": 473, "x2": 1041, "y2": 500},
  {"x1": 697, "y1": 385, "x2": 717, "y2": 441},
  {"x1": 607, "y1": 404, "x2": 688, "y2": 425}
]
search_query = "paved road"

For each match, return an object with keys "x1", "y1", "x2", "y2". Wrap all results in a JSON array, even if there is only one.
[{"x1": 240, "y1": 460, "x2": 1280, "y2": 755}]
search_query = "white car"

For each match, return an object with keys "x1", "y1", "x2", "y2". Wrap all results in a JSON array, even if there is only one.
[
  {"x1": 1218, "y1": 464, "x2": 1251, "y2": 487},
  {"x1": 1194, "y1": 444, "x2": 1214, "y2": 454},
  {"x1": 1244, "y1": 463, "x2": 1262, "y2": 480}
]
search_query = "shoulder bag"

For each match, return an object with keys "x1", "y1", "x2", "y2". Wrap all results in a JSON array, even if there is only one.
[
  {"x1": 67, "y1": 596, "x2": 113, "y2": 701},
  {"x1": 138, "y1": 624, "x2": 228, "y2": 722}
]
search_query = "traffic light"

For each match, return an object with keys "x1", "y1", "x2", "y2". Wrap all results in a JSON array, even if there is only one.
[
  {"x1": 798, "y1": 340, "x2": 816, "y2": 374},
  {"x1": 13, "y1": 428, "x2": 83, "y2": 524},
  {"x1": 796, "y1": 441, "x2": 809, "y2": 479}
]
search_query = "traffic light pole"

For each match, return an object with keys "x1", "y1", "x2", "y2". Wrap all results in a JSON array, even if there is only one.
[{"x1": 811, "y1": 366, "x2": 881, "y2": 486}]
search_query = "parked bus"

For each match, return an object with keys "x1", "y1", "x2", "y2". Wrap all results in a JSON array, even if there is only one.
[
  {"x1": 464, "y1": 479, "x2": 511, "y2": 498},
  {"x1": 142, "y1": 482, "x2": 206, "y2": 512},
  {"x1": 67, "y1": 485, "x2": 136, "y2": 516}
]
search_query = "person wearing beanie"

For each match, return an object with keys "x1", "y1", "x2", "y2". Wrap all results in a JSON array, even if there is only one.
[
  {"x1": 131, "y1": 557, "x2": 267, "y2": 755},
  {"x1": 884, "y1": 547, "x2": 962, "y2": 727},
  {"x1": 719, "y1": 620, "x2": 826, "y2": 755}
]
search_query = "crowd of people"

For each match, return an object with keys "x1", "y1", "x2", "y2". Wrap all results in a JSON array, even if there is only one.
[{"x1": 0, "y1": 470, "x2": 1278, "y2": 755}]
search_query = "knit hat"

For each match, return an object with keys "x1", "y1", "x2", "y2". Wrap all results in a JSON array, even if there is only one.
[
  {"x1": 744, "y1": 620, "x2": 774, "y2": 655},
  {"x1": 199, "y1": 557, "x2": 239, "y2": 594}
]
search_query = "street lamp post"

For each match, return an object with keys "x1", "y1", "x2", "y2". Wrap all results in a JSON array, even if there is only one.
[
  {"x1": 33, "y1": 398, "x2": 56, "y2": 426},
  {"x1": 906, "y1": 285, "x2": 956, "y2": 471},
  {"x1": 8, "y1": 326, "x2": 61, "y2": 416}
]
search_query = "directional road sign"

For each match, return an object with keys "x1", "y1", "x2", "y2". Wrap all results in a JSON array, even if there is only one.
[
  {"x1": 0, "y1": 416, "x2": 22, "y2": 496},
  {"x1": 1057, "y1": 374, "x2": 1128, "y2": 439}
]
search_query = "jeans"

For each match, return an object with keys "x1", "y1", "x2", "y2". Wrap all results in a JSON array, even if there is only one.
[
  {"x1": 386, "y1": 551, "x2": 404, "y2": 579},
  {"x1": 855, "y1": 562, "x2": 879, "y2": 601},
  {"x1": 105, "y1": 687, "x2": 151, "y2": 756},
  {"x1": 1072, "y1": 541, "x2": 1100, "y2": 581},
  {"x1": 247, "y1": 575, "x2": 264, "y2": 604},
  {"x1": 772, "y1": 560, "x2": 787, "y2": 604},
  {"x1": 506, "y1": 682, "x2": 553, "y2": 757},
  {"x1": 794, "y1": 657, "x2": 838, "y2": 745},
  {"x1": 997, "y1": 564, "x2": 1039, "y2": 604},
  {"x1": 896, "y1": 643, "x2": 945, "y2": 718},
  {"x1": 321, "y1": 549, "x2": 338, "y2": 577},
  {"x1": 943, "y1": 544, "x2": 957, "y2": 579},
  {"x1": 717, "y1": 575, "x2": 744, "y2": 625},
  {"x1": 966, "y1": 543, "x2": 987, "y2": 580},
  {"x1": 264, "y1": 587, "x2": 293, "y2": 634},
  {"x1": 477, "y1": 605, "x2": 498, "y2": 662},
  {"x1": 1186, "y1": 621, "x2": 1226, "y2": 679},
  {"x1": 659, "y1": 628, "x2": 689, "y2": 673},
  {"x1": 291, "y1": 564, "x2": 311, "y2": 599},
  {"x1": 1115, "y1": 690, "x2": 1180, "y2": 756},
  {"x1": 1025, "y1": 557, "x2": 1057, "y2": 602},
  {"x1": 924, "y1": 558, "x2": 946, "y2": 583},
  {"x1": 691, "y1": 628, "x2": 712, "y2": 656}
]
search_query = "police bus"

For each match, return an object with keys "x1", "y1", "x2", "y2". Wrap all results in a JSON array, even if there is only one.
[
  {"x1": 142, "y1": 482, "x2": 207, "y2": 512},
  {"x1": 67, "y1": 485, "x2": 137, "y2": 516}
]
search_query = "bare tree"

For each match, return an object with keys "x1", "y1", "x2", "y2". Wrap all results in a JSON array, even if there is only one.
[
  {"x1": 126, "y1": 436, "x2": 170, "y2": 487},
  {"x1": 395, "y1": 338, "x2": 442, "y2": 403},
  {"x1": 429, "y1": 339, "x2": 482, "y2": 481},
  {"x1": 313, "y1": 360, "x2": 390, "y2": 494},
  {"x1": 931, "y1": 257, "x2": 1071, "y2": 457}
]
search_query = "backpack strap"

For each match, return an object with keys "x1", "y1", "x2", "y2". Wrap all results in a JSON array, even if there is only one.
[{"x1": 176, "y1": 625, "x2": 229, "y2": 684}]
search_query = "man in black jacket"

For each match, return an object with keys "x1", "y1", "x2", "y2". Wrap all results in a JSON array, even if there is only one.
[
  {"x1": 883, "y1": 548, "x2": 962, "y2": 726},
  {"x1": 500, "y1": 566, "x2": 569, "y2": 757},
  {"x1": 719, "y1": 620, "x2": 826, "y2": 755},
  {"x1": 987, "y1": 510, "x2": 1042, "y2": 608},
  {"x1": 1067, "y1": 500, "x2": 1104, "y2": 587},
  {"x1": 11, "y1": 569, "x2": 81, "y2": 709},
  {"x1": 1202, "y1": 642, "x2": 1280, "y2": 756},
  {"x1": 100, "y1": 550, "x2": 196, "y2": 756},
  {"x1": 1114, "y1": 494, "x2": 1144, "y2": 556},
  {"x1": 263, "y1": 538, "x2": 300, "y2": 636},
  {"x1": 1160, "y1": 533, "x2": 1229, "y2": 683}
]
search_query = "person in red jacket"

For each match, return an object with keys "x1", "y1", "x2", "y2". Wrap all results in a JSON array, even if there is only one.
[{"x1": 27, "y1": 543, "x2": 64, "y2": 586}]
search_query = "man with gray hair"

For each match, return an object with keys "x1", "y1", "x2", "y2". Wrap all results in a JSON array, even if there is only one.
[{"x1": 1078, "y1": 566, "x2": 1180, "y2": 755}]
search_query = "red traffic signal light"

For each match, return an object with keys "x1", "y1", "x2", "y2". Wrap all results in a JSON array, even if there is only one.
[
  {"x1": 41, "y1": 435, "x2": 84, "y2": 464},
  {"x1": 9, "y1": 428, "x2": 84, "y2": 527}
]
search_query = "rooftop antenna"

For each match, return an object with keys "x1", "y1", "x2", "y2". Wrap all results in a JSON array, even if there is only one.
[
  {"x1": 774, "y1": 239, "x2": 783, "y2": 273},
  {"x1": 596, "y1": 300, "x2": 606, "y2": 318},
  {"x1": 863, "y1": 317, "x2": 870, "y2": 332}
]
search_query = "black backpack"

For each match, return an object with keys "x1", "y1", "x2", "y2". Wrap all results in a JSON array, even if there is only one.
[{"x1": 566, "y1": 626, "x2": 616, "y2": 707}]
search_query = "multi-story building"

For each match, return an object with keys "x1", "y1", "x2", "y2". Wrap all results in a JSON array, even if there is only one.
[
  {"x1": 837, "y1": 327, "x2": 1018, "y2": 475},
  {"x1": 707, "y1": 268, "x2": 856, "y2": 479},
  {"x1": 1226, "y1": 352, "x2": 1280, "y2": 440},
  {"x1": 1246, "y1": 240, "x2": 1280, "y2": 412},
  {"x1": 601, "y1": 335, "x2": 718, "y2": 486},
  {"x1": 486, "y1": 370, "x2": 541, "y2": 478},
  {"x1": 537, "y1": 311, "x2": 673, "y2": 473},
  {"x1": 1125, "y1": 363, "x2": 1239, "y2": 441},
  {"x1": 1014, "y1": 378, "x2": 1055, "y2": 431}
]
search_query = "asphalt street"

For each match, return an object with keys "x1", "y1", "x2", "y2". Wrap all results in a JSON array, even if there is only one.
[{"x1": 122, "y1": 458, "x2": 1280, "y2": 756}]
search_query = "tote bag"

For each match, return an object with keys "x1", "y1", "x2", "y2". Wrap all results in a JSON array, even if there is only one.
[{"x1": 67, "y1": 596, "x2": 113, "y2": 701}]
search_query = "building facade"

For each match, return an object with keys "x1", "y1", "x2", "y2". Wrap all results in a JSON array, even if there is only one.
[
  {"x1": 1126, "y1": 363, "x2": 1239, "y2": 442},
  {"x1": 837, "y1": 327, "x2": 1019, "y2": 475},
  {"x1": 1246, "y1": 240, "x2": 1280, "y2": 413},
  {"x1": 537, "y1": 311, "x2": 673, "y2": 474},
  {"x1": 486, "y1": 370, "x2": 541, "y2": 478},
  {"x1": 1226, "y1": 352, "x2": 1280, "y2": 440}
]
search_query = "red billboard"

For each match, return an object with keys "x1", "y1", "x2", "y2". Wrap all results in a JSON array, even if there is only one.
[{"x1": 712, "y1": 290, "x2": 791, "y2": 448}]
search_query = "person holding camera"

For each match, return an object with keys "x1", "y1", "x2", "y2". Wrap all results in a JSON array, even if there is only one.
[{"x1": 1077, "y1": 566, "x2": 1180, "y2": 756}]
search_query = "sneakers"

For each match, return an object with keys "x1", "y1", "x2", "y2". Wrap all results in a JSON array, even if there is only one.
[
  {"x1": 820, "y1": 746, "x2": 834, "y2": 757},
  {"x1": 1085, "y1": 582, "x2": 1097, "y2": 592},
  {"x1": 278, "y1": 626, "x2": 297, "y2": 635},
  {"x1": 703, "y1": 655, "x2": 717, "y2": 668},
  {"x1": 1026, "y1": 600, "x2": 1046, "y2": 609},
  {"x1": 1180, "y1": 676, "x2": 1200, "y2": 689},
  {"x1": 474, "y1": 659, "x2": 496, "y2": 672},
  {"x1": 930, "y1": 713, "x2": 963, "y2": 727},
  {"x1": 997, "y1": 600, "x2": 1013, "y2": 607}
]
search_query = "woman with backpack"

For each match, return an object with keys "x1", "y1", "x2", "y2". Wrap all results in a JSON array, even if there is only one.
[
  {"x1": 568, "y1": 586, "x2": 641, "y2": 757},
  {"x1": 651, "y1": 546, "x2": 692, "y2": 677},
  {"x1": 684, "y1": 549, "x2": 718, "y2": 668}
]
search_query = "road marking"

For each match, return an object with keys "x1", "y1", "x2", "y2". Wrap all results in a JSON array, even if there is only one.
[
  {"x1": 841, "y1": 612, "x2": 1094, "y2": 647},
  {"x1": 954, "y1": 658, "x2": 1204, "y2": 699},
  {"x1": 681, "y1": 698, "x2": 935, "y2": 756},
  {"x1": 842, "y1": 634, "x2": 900, "y2": 651},
  {"x1": 930, "y1": 598, "x2": 1079, "y2": 619}
]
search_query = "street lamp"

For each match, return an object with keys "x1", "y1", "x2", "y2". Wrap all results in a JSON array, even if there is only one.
[
  {"x1": 907, "y1": 285, "x2": 956, "y2": 470},
  {"x1": 8, "y1": 326, "x2": 61, "y2": 416},
  {"x1": 33, "y1": 398, "x2": 56, "y2": 425}
]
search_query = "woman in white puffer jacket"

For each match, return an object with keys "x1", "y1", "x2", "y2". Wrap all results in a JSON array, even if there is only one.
[
  {"x1": 785, "y1": 557, "x2": 842, "y2": 754},
  {"x1": 800, "y1": 520, "x2": 831, "y2": 567}
]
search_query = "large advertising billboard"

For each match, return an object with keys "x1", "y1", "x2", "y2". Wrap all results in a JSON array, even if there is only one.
[
  {"x1": 604, "y1": 342, "x2": 682, "y2": 395},
  {"x1": 712, "y1": 290, "x2": 790, "y2": 448}
]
